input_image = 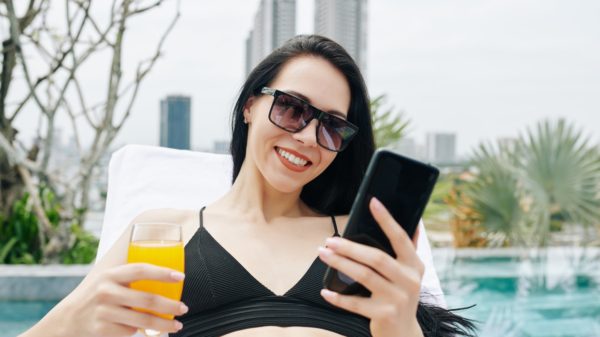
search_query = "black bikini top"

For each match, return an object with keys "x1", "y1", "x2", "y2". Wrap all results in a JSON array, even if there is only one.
[{"x1": 170, "y1": 206, "x2": 371, "y2": 337}]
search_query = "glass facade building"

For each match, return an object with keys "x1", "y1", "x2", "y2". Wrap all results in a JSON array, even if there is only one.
[
  {"x1": 160, "y1": 95, "x2": 191, "y2": 150},
  {"x1": 314, "y1": 0, "x2": 368, "y2": 73},
  {"x1": 245, "y1": 0, "x2": 296, "y2": 75}
]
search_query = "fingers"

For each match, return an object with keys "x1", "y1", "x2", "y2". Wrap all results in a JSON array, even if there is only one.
[
  {"x1": 87, "y1": 321, "x2": 138, "y2": 337},
  {"x1": 320, "y1": 288, "x2": 400, "y2": 321},
  {"x1": 369, "y1": 197, "x2": 420, "y2": 267},
  {"x1": 98, "y1": 282, "x2": 188, "y2": 317},
  {"x1": 318, "y1": 247, "x2": 393, "y2": 296},
  {"x1": 98, "y1": 306, "x2": 183, "y2": 334},
  {"x1": 323, "y1": 237, "x2": 421, "y2": 286},
  {"x1": 107, "y1": 263, "x2": 185, "y2": 285}
]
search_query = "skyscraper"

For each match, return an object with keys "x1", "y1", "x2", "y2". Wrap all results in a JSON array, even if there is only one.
[
  {"x1": 245, "y1": 0, "x2": 296, "y2": 75},
  {"x1": 160, "y1": 95, "x2": 191, "y2": 150},
  {"x1": 426, "y1": 133, "x2": 457, "y2": 164},
  {"x1": 314, "y1": 0, "x2": 368, "y2": 72}
]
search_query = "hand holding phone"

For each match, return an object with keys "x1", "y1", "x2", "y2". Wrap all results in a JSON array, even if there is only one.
[{"x1": 322, "y1": 149, "x2": 439, "y2": 297}]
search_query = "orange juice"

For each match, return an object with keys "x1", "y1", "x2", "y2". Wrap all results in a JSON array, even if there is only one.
[{"x1": 127, "y1": 240, "x2": 185, "y2": 319}]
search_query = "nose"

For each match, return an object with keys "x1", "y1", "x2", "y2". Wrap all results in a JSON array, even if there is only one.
[{"x1": 292, "y1": 119, "x2": 319, "y2": 148}]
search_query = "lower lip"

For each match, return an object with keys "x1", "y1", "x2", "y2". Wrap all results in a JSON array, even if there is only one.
[{"x1": 274, "y1": 148, "x2": 311, "y2": 172}]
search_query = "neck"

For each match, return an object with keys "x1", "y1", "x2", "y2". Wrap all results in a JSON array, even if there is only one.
[{"x1": 215, "y1": 160, "x2": 311, "y2": 224}]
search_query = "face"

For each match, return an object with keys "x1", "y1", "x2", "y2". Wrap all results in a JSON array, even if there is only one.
[{"x1": 243, "y1": 56, "x2": 351, "y2": 194}]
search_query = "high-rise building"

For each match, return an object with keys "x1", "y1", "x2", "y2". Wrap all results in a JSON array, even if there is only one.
[
  {"x1": 160, "y1": 95, "x2": 191, "y2": 150},
  {"x1": 314, "y1": 0, "x2": 368, "y2": 72},
  {"x1": 426, "y1": 133, "x2": 457, "y2": 164},
  {"x1": 245, "y1": 0, "x2": 296, "y2": 75}
]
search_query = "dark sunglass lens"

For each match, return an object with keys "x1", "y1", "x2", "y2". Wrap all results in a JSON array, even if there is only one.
[
  {"x1": 272, "y1": 94, "x2": 311, "y2": 131},
  {"x1": 318, "y1": 119, "x2": 343, "y2": 151},
  {"x1": 319, "y1": 116, "x2": 356, "y2": 151}
]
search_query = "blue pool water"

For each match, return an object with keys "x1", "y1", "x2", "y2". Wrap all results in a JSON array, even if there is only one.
[
  {"x1": 434, "y1": 248, "x2": 600, "y2": 337},
  {"x1": 0, "y1": 301, "x2": 57, "y2": 336},
  {"x1": 2, "y1": 248, "x2": 599, "y2": 337}
]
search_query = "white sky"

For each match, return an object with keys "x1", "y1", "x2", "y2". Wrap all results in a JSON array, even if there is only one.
[{"x1": 9, "y1": 0, "x2": 600, "y2": 157}]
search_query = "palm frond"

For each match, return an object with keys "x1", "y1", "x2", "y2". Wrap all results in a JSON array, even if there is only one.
[{"x1": 370, "y1": 94, "x2": 410, "y2": 148}]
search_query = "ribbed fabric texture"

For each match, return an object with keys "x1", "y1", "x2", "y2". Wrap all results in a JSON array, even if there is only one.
[{"x1": 170, "y1": 208, "x2": 371, "y2": 337}]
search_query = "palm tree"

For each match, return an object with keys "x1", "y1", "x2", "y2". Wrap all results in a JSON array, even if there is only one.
[
  {"x1": 517, "y1": 120, "x2": 600, "y2": 237},
  {"x1": 453, "y1": 119, "x2": 600, "y2": 247},
  {"x1": 370, "y1": 95, "x2": 410, "y2": 148},
  {"x1": 466, "y1": 141, "x2": 549, "y2": 246}
]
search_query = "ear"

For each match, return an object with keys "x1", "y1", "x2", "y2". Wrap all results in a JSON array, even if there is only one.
[{"x1": 243, "y1": 96, "x2": 256, "y2": 124}]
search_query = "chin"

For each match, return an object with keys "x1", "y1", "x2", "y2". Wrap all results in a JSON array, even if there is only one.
[{"x1": 266, "y1": 175, "x2": 306, "y2": 194}]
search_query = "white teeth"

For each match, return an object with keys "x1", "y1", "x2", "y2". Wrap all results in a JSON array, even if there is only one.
[{"x1": 277, "y1": 148, "x2": 308, "y2": 167}]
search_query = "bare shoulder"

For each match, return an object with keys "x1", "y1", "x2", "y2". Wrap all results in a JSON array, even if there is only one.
[{"x1": 93, "y1": 208, "x2": 196, "y2": 273}]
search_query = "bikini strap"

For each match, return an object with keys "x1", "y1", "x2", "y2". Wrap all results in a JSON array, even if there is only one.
[
  {"x1": 199, "y1": 206, "x2": 207, "y2": 229},
  {"x1": 330, "y1": 215, "x2": 340, "y2": 237}
]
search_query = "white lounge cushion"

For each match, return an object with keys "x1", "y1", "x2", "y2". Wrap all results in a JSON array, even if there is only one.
[{"x1": 97, "y1": 144, "x2": 446, "y2": 310}]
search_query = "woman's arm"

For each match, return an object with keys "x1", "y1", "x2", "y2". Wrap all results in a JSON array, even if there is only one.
[
  {"x1": 19, "y1": 209, "x2": 190, "y2": 337},
  {"x1": 319, "y1": 198, "x2": 476, "y2": 337},
  {"x1": 318, "y1": 198, "x2": 425, "y2": 337},
  {"x1": 20, "y1": 263, "x2": 186, "y2": 337}
]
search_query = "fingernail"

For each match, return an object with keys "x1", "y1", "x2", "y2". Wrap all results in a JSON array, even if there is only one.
[
  {"x1": 318, "y1": 246, "x2": 333, "y2": 258},
  {"x1": 371, "y1": 197, "x2": 383, "y2": 210},
  {"x1": 171, "y1": 271, "x2": 185, "y2": 281},
  {"x1": 180, "y1": 303, "x2": 189, "y2": 314},
  {"x1": 325, "y1": 237, "x2": 340, "y2": 248},
  {"x1": 174, "y1": 320, "x2": 183, "y2": 330},
  {"x1": 321, "y1": 288, "x2": 336, "y2": 298}
]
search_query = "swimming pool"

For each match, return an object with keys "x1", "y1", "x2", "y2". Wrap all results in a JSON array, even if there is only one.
[
  {"x1": 434, "y1": 248, "x2": 600, "y2": 337},
  {"x1": 3, "y1": 248, "x2": 599, "y2": 337},
  {"x1": 0, "y1": 301, "x2": 57, "y2": 337}
]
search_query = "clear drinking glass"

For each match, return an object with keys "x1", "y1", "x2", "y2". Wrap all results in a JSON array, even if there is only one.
[{"x1": 127, "y1": 223, "x2": 185, "y2": 337}]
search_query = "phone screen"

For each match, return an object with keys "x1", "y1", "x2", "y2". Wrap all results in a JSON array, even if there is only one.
[
  {"x1": 352, "y1": 152, "x2": 439, "y2": 256},
  {"x1": 323, "y1": 149, "x2": 439, "y2": 295}
]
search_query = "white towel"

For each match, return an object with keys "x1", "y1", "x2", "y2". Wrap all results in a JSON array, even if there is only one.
[{"x1": 97, "y1": 144, "x2": 446, "y2": 312}]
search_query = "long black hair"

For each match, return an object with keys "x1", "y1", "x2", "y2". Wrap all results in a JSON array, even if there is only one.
[
  {"x1": 230, "y1": 35, "x2": 476, "y2": 337},
  {"x1": 231, "y1": 35, "x2": 374, "y2": 215}
]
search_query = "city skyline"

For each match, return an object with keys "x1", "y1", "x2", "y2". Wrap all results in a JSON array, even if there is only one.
[{"x1": 9, "y1": 0, "x2": 600, "y2": 157}]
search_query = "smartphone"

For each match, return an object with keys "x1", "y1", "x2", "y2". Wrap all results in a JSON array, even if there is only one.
[{"x1": 322, "y1": 149, "x2": 439, "y2": 296}]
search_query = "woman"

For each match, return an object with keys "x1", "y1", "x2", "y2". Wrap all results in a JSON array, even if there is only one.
[{"x1": 22, "y1": 35, "x2": 474, "y2": 337}]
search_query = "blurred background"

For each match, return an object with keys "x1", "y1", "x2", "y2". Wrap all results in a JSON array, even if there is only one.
[{"x1": 1, "y1": 0, "x2": 599, "y2": 336}]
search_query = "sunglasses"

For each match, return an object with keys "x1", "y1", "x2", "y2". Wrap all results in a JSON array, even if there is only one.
[{"x1": 260, "y1": 87, "x2": 358, "y2": 152}]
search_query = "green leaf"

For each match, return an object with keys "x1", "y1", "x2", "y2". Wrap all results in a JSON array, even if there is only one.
[
  {"x1": 0, "y1": 238, "x2": 18, "y2": 263},
  {"x1": 371, "y1": 94, "x2": 410, "y2": 148}
]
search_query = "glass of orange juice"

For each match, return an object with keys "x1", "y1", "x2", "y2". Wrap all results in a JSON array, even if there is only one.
[{"x1": 127, "y1": 223, "x2": 185, "y2": 337}]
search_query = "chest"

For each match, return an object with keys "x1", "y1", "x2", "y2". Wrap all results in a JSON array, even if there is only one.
[{"x1": 182, "y1": 214, "x2": 339, "y2": 296}]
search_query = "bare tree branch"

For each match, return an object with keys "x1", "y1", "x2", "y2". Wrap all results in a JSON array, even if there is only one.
[
  {"x1": 72, "y1": 76, "x2": 97, "y2": 129},
  {"x1": 71, "y1": 0, "x2": 116, "y2": 47},
  {"x1": 60, "y1": 93, "x2": 83, "y2": 154},
  {"x1": 0, "y1": 131, "x2": 42, "y2": 173},
  {"x1": 115, "y1": 0, "x2": 180, "y2": 129},
  {"x1": 2, "y1": 0, "x2": 181, "y2": 261},
  {"x1": 104, "y1": 0, "x2": 129, "y2": 127},
  {"x1": 7, "y1": 0, "x2": 93, "y2": 124},
  {"x1": 129, "y1": 0, "x2": 162, "y2": 16},
  {"x1": 6, "y1": 0, "x2": 51, "y2": 117}
]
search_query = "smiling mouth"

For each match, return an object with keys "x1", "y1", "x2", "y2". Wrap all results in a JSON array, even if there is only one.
[{"x1": 275, "y1": 146, "x2": 312, "y2": 167}]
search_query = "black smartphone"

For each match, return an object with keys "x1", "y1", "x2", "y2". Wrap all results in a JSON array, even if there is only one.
[{"x1": 322, "y1": 149, "x2": 439, "y2": 296}]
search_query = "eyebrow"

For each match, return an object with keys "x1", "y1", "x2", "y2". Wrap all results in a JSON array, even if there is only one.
[{"x1": 285, "y1": 90, "x2": 348, "y2": 119}]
